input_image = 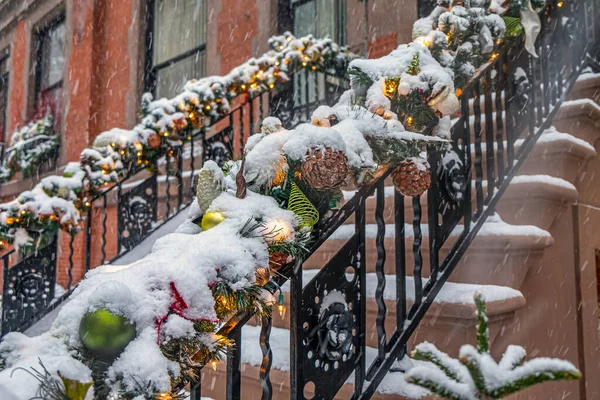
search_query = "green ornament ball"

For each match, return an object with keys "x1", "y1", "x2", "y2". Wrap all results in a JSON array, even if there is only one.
[{"x1": 79, "y1": 308, "x2": 136, "y2": 359}]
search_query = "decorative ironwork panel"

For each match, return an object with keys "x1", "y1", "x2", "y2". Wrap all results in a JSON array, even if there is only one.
[
  {"x1": 203, "y1": 129, "x2": 233, "y2": 167},
  {"x1": 118, "y1": 174, "x2": 158, "y2": 252},
  {"x1": 1, "y1": 242, "x2": 58, "y2": 336},
  {"x1": 299, "y1": 234, "x2": 362, "y2": 399}
]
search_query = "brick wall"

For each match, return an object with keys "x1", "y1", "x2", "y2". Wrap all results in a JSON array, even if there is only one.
[
  {"x1": 7, "y1": 20, "x2": 27, "y2": 134},
  {"x1": 216, "y1": 0, "x2": 259, "y2": 73},
  {"x1": 368, "y1": 32, "x2": 398, "y2": 59}
]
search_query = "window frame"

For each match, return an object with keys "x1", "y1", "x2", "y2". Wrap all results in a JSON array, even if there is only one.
[
  {"x1": 33, "y1": 13, "x2": 66, "y2": 116},
  {"x1": 144, "y1": 0, "x2": 207, "y2": 96}
]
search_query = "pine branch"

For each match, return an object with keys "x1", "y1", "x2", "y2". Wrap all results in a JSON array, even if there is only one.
[
  {"x1": 498, "y1": 345, "x2": 526, "y2": 370},
  {"x1": 474, "y1": 292, "x2": 489, "y2": 354},
  {"x1": 407, "y1": 367, "x2": 476, "y2": 400},
  {"x1": 459, "y1": 345, "x2": 488, "y2": 396},
  {"x1": 411, "y1": 343, "x2": 467, "y2": 382}
]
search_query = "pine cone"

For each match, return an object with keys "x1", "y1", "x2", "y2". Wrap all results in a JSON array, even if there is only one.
[
  {"x1": 195, "y1": 168, "x2": 223, "y2": 214},
  {"x1": 392, "y1": 158, "x2": 431, "y2": 197},
  {"x1": 147, "y1": 134, "x2": 162, "y2": 149},
  {"x1": 300, "y1": 147, "x2": 349, "y2": 190},
  {"x1": 269, "y1": 250, "x2": 291, "y2": 271}
]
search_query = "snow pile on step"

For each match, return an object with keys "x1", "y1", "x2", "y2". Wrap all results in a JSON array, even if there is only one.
[
  {"x1": 328, "y1": 214, "x2": 550, "y2": 240},
  {"x1": 510, "y1": 175, "x2": 577, "y2": 192},
  {"x1": 281, "y1": 269, "x2": 523, "y2": 304}
]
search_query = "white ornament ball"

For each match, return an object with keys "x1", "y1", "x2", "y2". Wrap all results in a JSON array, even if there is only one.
[
  {"x1": 434, "y1": 93, "x2": 460, "y2": 116},
  {"x1": 398, "y1": 82, "x2": 411, "y2": 96}
]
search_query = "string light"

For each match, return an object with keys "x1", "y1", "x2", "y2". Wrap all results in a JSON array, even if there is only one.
[
  {"x1": 406, "y1": 116, "x2": 414, "y2": 126},
  {"x1": 211, "y1": 360, "x2": 218, "y2": 371},
  {"x1": 557, "y1": 1, "x2": 563, "y2": 7},
  {"x1": 277, "y1": 292, "x2": 286, "y2": 317}
]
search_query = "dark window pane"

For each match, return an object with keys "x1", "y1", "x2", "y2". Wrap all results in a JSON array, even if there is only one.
[
  {"x1": 293, "y1": 0, "x2": 346, "y2": 45},
  {"x1": 40, "y1": 21, "x2": 65, "y2": 90},
  {"x1": 156, "y1": 51, "x2": 205, "y2": 99},
  {"x1": 153, "y1": 0, "x2": 206, "y2": 65}
]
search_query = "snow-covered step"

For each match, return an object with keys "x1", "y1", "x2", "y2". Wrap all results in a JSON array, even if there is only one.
[
  {"x1": 342, "y1": 174, "x2": 577, "y2": 230},
  {"x1": 472, "y1": 127, "x2": 596, "y2": 186},
  {"x1": 569, "y1": 72, "x2": 600, "y2": 105},
  {"x1": 305, "y1": 215, "x2": 553, "y2": 289}
]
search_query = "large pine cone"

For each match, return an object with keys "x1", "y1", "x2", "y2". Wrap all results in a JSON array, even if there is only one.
[
  {"x1": 269, "y1": 250, "x2": 292, "y2": 271},
  {"x1": 393, "y1": 159, "x2": 431, "y2": 197},
  {"x1": 300, "y1": 147, "x2": 349, "y2": 190}
]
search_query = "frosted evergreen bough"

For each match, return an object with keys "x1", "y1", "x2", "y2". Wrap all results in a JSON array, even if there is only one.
[{"x1": 406, "y1": 292, "x2": 581, "y2": 399}]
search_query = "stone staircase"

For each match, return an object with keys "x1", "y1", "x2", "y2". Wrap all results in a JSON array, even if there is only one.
[{"x1": 198, "y1": 73, "x2": 600, "y2": 399}]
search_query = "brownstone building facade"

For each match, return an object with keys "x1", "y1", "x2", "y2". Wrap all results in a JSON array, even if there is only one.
[{"x1": 0, "y1": 0, "x2": 417, "y2": 286}]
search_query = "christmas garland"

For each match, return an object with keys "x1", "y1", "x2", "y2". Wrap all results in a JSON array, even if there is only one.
[
  {"x1": 0, "y1": 2, "x2": 558, "y2": 397},
  {"x1": 0, "y1": 113, "x2": 59, "y2": 183},
  {"x1": 0, "y1": 32, "x2": 356, "y2": 252}
]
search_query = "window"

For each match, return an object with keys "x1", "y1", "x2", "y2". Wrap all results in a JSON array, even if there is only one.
[
  {"x1": 286, "y1": 0, "x2": 346, "y2": 125},
  {"x1": 0, "y1": 51, "x2": 9, "y2": 143},
  {"x1": 292, "y1": 0, "x2": 346, "y2": 45},
  {"x1": 34, "y1": 15, "x2": 66, "y2": 124},
  {"x1": 148, "y1": 0, "x2": 207, "y2": 99}
]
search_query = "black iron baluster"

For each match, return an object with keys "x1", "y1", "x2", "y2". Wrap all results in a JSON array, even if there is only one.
[
  {"x1": 101, "y1": 194, "x2": 108, "y2": 264},
  {"x1": 240, "y1": 104, "x2": 245, "y2": 155},
  {"x1": 259, "y1": 315, "x2": 273, "y2": 400},
  {"x1": 391, "y1": 191, "x2": 406, "y2": 353},
  {"x1": 461, "y1": 92, "x2": 473, "y2": 231},
  {"x1": 495, "y1": 57, "x2": 506, "y2": 183},
  {"x1": 190, "y1": 138, "x2": 196, "y2": 197},
  {"x1": 177, "y1": 147, "x2": 183, "y2": 211},
  {"x1": 259, "y1": 92, "x2": 264, "y2": 122},
  {"x1": 354, "y1": 198, "x2": 367, "y2": 395},
  {"x1": 304, "y1": 70, "x2": 310, "y2": 121},
  {"x1": 472, "y1": 82, "x2": 484, "y2": 218},
  {"x1": 84, "y1": 207, "x2": 92, "y2": 272},
  {"x1": 366, "y1": 181, "x2": 387, "y2": 380},
  {"x1": 504, "y1": 60, "x2": 516, "y2": 169},
  {"x1": 226, "y1": 327, "x2": 242, "y2": 400},
  {"x1": 528, "y1": 55, "x2": 537, "y2": 138},
  {"x1": 289, "y1": 257, "x2": 304, "y2": 399},
  {"x1": 427, "y1": 150, "x2": 440, "y2": 286},
  {"x1": 67, "y1": 234, "x2": 75, "y2": 291},
  {"x1": 484, "y1": 69, "x2": 495, "y2": 198},
  {"x1": 166, "y1": 147, "x2": 172, "y2": 218},
  {"x1": 249, "y1": 95, "x2": 254, "y2": 137},
  {"x1": 189, "y1": 381, "x2": 202, "y2": 400},
  {"x1": 410, "y1": 196, "x2": 423, "y2": 315},
  {"x1": 541, "y1": 37, "x2": 550, "y2": 121}
]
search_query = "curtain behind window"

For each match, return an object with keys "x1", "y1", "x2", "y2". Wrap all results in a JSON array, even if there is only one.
[{"x1": 153, "y1": 0, "x2": 206, "y2": 98}]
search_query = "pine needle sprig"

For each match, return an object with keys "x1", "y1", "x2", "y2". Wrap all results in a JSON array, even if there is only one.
[
  {"x1": 211, "y1": 281, "x2": 272, "y2": 320},
  {"x1": 268, "y1": 230, "x2": 312, "y2": 260},
  {"x1": 12, "y1": 359, "x2": 70, "y2": 400}
]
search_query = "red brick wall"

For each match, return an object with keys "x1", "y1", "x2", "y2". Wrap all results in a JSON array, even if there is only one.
[
  {"x1": 368, "y1": 32, "x2": 398, "y2": 59},
  {"x1": 217, "y1": 0, "x2": 259, "y2": 73},
  {"x1": 7, "y1": 20, "x2": 27, "y2": 134}
]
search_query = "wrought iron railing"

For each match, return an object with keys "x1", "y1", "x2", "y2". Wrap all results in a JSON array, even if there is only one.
[
  {"x1": 180, "y1": 1, "x2": 598, "y2": 399},
  {"x1": 0, "y1": 69, "x2": 349, "y2": 336}
]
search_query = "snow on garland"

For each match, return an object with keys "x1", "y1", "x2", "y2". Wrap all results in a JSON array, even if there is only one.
[
  {"x1": 0, "y1": 107, "x2": 446, "y2": 398},
  {"x1": 0, "y1": 113, "x2": 59, "y2": 183},
  {"x1": 0, "y1": 33, "x2": 356, "y2": 252}
]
